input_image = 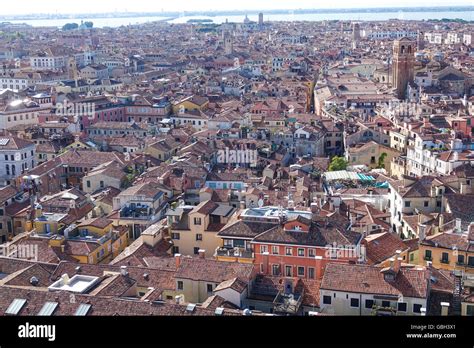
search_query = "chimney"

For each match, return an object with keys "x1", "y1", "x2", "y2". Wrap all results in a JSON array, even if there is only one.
[
  {"x1": 388, "y1": 257, "x2": 395, "y2": 269},
  {"x1": 393, "y1": 255, "x2": 402, "y2": 274},
  {"x1": 468, "y1": 223, "x2": 474, "y2": 244},
  {"x1": 175, "y1": 254, "x2": 182, "y2": 269},
  {"x1": 310, "y1": 202, "x2": 319, "y2": 214},
  {"x1": 455, "y1": 218, "x2": 462, "y2": 233},
  {"x1": 418, "y1": 224, "x2": 426, "y2": 241},
  {"x1": 61, "y1": 274, "x2": 70, "y2": 285},
  {"x1": 175, "y1": 295, "x2": 184, "y2": 305},
  {"x1": 240, "y1": 201, "x2": 246, "y2": 209},
  {"x1": 288, "y1": 200, "x2": 295, "y2": 210},
  {"x1": 333, "y1": 196, "x2": 341, "y2": 213},
  {"x1": 198, "y1": 249, "x2": 206, "y2": 259},
  {"x1": 120, "y1": 265, "x2": 129, "y2": 277},
  {"x1": 440, "y1": 302, "x2": 450, "y2": 316},
  {"x1": 262, "y1": 251, "x2": 269, "y2": 275},
  {"x1": 460, "y1": 183, "x2": 471, "y2": 195},
  {"x1": 439, "y1": 214, "x2": 444, "y2": 231},
  {"x1": 315, "y1": 256, "x2": 323, "y2": 279}
]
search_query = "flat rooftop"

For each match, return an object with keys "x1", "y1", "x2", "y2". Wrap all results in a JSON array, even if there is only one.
[
  {"x1": 241, "y1": 207, "x2": 312, "y2": 221},
  {"x1": 48, "y1": 274, "x2": 100, "y2": 294},
  {"x1": 36, "y1": 213, "x2": 68, "y2": 223}
]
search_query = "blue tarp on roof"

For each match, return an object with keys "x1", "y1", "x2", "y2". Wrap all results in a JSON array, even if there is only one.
[
  {"x1": 357, "y1": 173, "x2": 375, "y2": 182},
  {"x1": 374, "y1": 181, "x2": 389, "y2": 188}
]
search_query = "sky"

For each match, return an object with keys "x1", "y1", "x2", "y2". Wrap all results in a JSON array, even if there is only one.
[{"x1": 1, "y1": 0, "x2": 472, "y2": 15}]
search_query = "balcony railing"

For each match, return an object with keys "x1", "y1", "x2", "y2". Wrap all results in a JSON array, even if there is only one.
[
  {"x1": 120, "y1": 206, "x2": 153, "y2": 219},
  {"x1": 215, "y1": 247, "x2": 254, "y2": 259},
  {"x1": 440, "y1": 259, "x2": 450, "y2": 264},
  {"x1": 273, "y1": 289, "x2": 304, "y2": 315}
]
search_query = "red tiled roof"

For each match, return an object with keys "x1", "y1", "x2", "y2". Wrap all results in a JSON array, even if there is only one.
[{"x1": 321, "y1": 263, "x2": 428, "y2": 299}]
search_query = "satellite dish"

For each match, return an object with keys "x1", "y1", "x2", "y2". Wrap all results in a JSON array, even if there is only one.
[{"x1": 258, "y1": 199, "x2": 264, "y2": 208}]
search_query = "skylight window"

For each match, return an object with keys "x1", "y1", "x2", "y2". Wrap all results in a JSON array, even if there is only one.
[
  {"x1": 186, "y1": 303, "x2": 196, "y2": 313},
  {"x1": 38, "y1": 302, "x2": 58, "y2": 316},
  {"x1": 5, "y1": 299, "x2": 27, "y2": 315},
  {"x1": 74, "y1": 303, "x2": 92, "y2": 316}
]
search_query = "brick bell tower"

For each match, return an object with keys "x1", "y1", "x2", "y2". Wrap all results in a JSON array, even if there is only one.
[{"x1": 392, "y1": 38, "x2": 415, "y2": 100}]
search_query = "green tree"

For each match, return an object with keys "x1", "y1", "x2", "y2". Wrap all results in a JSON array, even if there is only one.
[
  {"x1": 62, "y1": 23, "x2": 79, "y2": 31},
  {"x1": 377, "y1": 153, "x2": 388, "y2": 169},
  {"x1": 329, "y1": 156, "x2": 348, "y2": 171},
  {"x1": 84, "y1": 21, "x2": 94, "y2": 28}
]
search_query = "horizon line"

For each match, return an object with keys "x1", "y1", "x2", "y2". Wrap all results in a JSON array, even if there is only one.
[{"x1": 0, "y1": 5, "x2": 472, "y2": 18}]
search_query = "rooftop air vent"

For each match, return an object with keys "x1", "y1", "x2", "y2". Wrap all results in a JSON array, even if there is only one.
[{"x1": 243, "y1": 308, "x2": 253, "y2": 316}]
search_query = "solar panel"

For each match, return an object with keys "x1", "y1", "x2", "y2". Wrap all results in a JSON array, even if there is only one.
[
  {"x1": 38, "y1": 302, "x2": 58, "y2": 316},
  {"x1": 5, "y1": 299, "x2": 27, "y2": 315},
  {"x1": 75, "y1": 303, "x2": 92, "y2": 316},
  {"x1": 0, "y1": 138, "x2": 10, "y2": 146}
]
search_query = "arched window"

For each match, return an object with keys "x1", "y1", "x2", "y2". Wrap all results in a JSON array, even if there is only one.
[
  {"x1": 408, "y1": 46, "x2": 412, "y2": 53},
  {"x1": 5, "y1": 164, "x2": 9, "y2": 175},
  {"x1": 401, "y1": 45, "x2": 405, "y2": 54},
  {"x1": 11, "y1": 165, "x2": 16, "y2": 176}
]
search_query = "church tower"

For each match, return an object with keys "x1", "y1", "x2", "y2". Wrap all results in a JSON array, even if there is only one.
[
  {"x1": 224, "y1": 32, "x2": 233, "y2": 55},
  {"x1": 417, "y1": 30, "x2": 425, "y2": 51},
  {"x1": 392, "y1": 38, "x2": 415, "y2": 99},
  {"x1": 352, "y1": 22, "x2": 361, "y2": 42},
  {"x1": 67, "y1": 57, "x2": 79, "y2": 87}
]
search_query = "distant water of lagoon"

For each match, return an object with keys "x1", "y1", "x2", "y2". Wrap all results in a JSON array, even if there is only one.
[
  {"x1": 169, "y1": 11, "x2": 473, "y2": 24},
  {"x1": 5, "y1": 10, "x2": 473, "y2": 28}
]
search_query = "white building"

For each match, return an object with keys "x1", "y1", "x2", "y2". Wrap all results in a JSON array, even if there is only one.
[
  {"x1": 407, "y1": 137, "x2": 467, "y2": 177},
  {"x1": 0, "y1": 76, "x2": 29, "y2": 90},
  {"x1": 30, "y1": 54, "x2": 67, "y2": 70},
  {"x1": 424, "y1": 32, "x2": 443, "y2": 45},
  {"x1": 0, "y1": 99, "x2": 52, "y2": 131},
  {"x1": 0, "y1": 136, "x2": 36, "y2": 186},
  {"x1": 445, "y1": 32, "x2": 462, "y2": 45},
  {"x1": 365, "y1": 30, "x2": 417, "y2": 40},
  {"x1": 463, "y1": 33, "x2": 472, "y2": 46},
  {"x1": 388, "y1": 176, "x2": 447, "y2": 235}
]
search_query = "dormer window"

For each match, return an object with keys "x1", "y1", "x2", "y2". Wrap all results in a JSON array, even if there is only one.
[{"x1": 384, "y1": 272, "x2": 396, "y2": 282}]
